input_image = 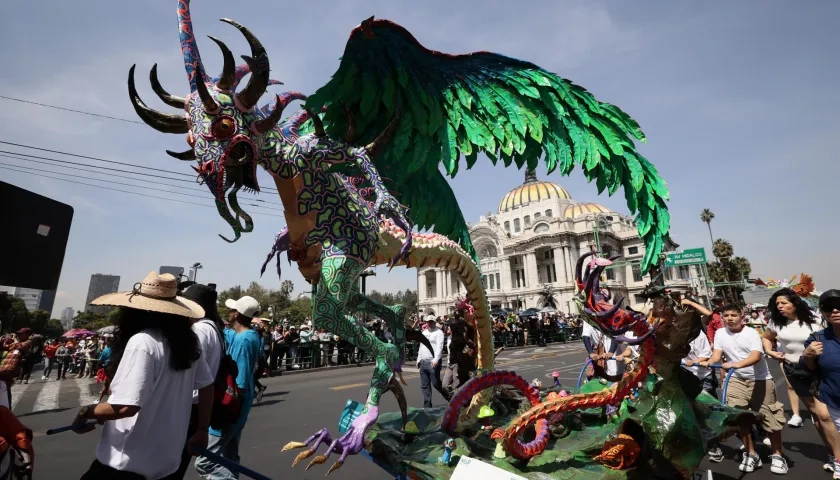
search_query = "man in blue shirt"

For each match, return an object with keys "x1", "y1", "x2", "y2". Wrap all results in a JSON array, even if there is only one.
[{"x1": 195, "y1": 296, "x2": 262, "y2": 480}]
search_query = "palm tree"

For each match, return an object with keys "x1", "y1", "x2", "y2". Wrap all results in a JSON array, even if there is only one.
[
  {"x1": 700, "y1": 209, "x2": 715, "y2": 251},
  {"x1": 712, "y1": 239, "x2": 734, "y2": 260}
]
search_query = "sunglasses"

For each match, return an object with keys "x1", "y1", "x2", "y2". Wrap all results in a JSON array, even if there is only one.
[{"x1": 820, "y1": 302, "x2": 840, "y2": 312}]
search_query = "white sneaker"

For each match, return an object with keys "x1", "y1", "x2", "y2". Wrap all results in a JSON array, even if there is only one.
[
  {"x1": 770, "y1": 454, "x2": 788, "y2": 474},
  {"x1": 41, "y1": 376, "x2": 46, "y2": 380},
  {"x1": 762, "y1": 437, "x2": 772, "y2": 446},
  {"x1": 787, "y1": 414, "x2": 803, "y2": 427},
  {"x1": 739, "y1": 452, "x2": 762, "y2": 472}
]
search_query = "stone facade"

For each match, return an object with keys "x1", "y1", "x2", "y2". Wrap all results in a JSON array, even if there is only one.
[{"x1": 418, "y1": 171, "x2": 708, "y2": 316}]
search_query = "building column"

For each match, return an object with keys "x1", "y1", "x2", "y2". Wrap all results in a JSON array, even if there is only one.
[
  {"x1": 418, "y1": 270, "x2": 427, "y2": 300},
  {"x1": 525, "y1": 253, "x2": 538, "y2": 289},
  {"x1": 435, "y1": 270, "x2": 443, "y2": 299},
  {"x1": 565, "y1": 246, "x2": 574, "y2": 283},
  {"x1": 501, "y1": 258, "x2": 512, "y2": 291},
  {"x1": 556, "y1": 247, "x2": 568, "y2": 284}
]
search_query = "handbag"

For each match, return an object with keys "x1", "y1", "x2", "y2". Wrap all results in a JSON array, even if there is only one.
[{"x1": 806, "y1": 330, "x2": 824, "y2": 399}]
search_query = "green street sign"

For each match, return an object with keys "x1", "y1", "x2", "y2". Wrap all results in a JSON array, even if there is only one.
[{"x1": 664, "y1": 248, "x2": 707, "y2": 267}]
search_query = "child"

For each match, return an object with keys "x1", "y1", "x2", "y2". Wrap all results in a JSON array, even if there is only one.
[
  {"x1": 682, "y1": 329, "x2": 715, "y2": 397},
  {"x1": 701, "y1": 304, "x2": 788, "y2": 474}
]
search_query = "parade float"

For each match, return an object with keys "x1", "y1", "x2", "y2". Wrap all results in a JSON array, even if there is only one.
[{"x1": 128, "y1": 1, "x2": 755, "y2": 477}]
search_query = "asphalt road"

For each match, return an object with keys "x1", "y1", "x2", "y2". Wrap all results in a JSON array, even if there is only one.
[{"x1": 12, "y1": 343, "x2": 832, "y2": 479}]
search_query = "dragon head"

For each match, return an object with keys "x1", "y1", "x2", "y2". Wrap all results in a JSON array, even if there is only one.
[
  {"x1": 574, "y1": 251, "x2": 653, "y2": 345},
  {"x1": 128, "y1": 1, "x2": 303, "y2": 242}
]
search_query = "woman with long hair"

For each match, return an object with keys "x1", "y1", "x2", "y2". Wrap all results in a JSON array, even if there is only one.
[
  {"x1": 763, "y1": 287, "x2": 840, "y2": 474},
  {"x1": 70, "y1": 272, "x2": 215, "y2": 480}
]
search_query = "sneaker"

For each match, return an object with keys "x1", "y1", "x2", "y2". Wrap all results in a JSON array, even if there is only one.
[
  {"x1": 739, "y1": 452, "x2": 762, "y2": 473},
  {"x1": 770, "y1": 454, "x2": 788, "y2": 474},
  {"x1": 256, "y1": 385, "x2": 267, "y2": 403},
  {"x1": 833, "y1": 460, "x2": 840, "y2": 480},
  {"x1": 824, "y1": 455, "x2": 835, "y2": 472},
  {"x1": 707, "y1": 446, "x2": 724, "y2": 463},
  {"x1": 762, "y1": 437, "x2": 772, "y2": 446},
  {"x1": 787, "y1": 414, "x2": 804, "y2": 427},
  {"x1": 41, "y1": 375, "x2": 46, "y2": 380}
]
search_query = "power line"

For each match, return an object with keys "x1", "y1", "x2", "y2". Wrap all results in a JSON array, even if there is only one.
[
  {"x1": 0, "y1": 95, "x2": 143, "y2": 124},
  {"x1": 0, "y1": 161, "x2": 282, "y2": 211},
  {"x1": 1, "y1": 164, "x2": 284, "y2": 217},
  {"x1": 0, "y1": 153, "x2": 284, "y2": 207},
  {"x1": 0, "y1": 146, "x2": 280, "y2": 195}
]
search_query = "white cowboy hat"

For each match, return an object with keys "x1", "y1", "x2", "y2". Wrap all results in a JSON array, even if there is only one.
[{"x1": 90, "y1": 271, "x2": 205, "y2": 319}]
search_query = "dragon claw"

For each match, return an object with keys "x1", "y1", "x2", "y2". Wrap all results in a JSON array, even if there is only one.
[
  {"x1": 282, "y1": 441, "x2": 307, "y2": 452},
  {"x1": 327, "y1": 461, "x2": 344, "y2": 475},
  {"x1": 292, "y1": 448, "x2": 315, "y2": 466},
  {"x1": 306, "y1": 455, "x2": 328, "y2": 470}
]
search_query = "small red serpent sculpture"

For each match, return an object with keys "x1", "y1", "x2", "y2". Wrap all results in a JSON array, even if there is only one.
[{"x1": 442, "y1": 252, "x2": 657, "y2": 460}]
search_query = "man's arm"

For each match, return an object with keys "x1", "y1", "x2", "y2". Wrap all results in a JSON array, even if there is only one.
[
  {"x1": 701, "y1": 348, "x2": 724, "y2": 367},
  {"x1": 682, "y1": 299, "x2": 713, "y2": 316},
  {"x1": 728, "y1": 350, "x2": 762, "y2": 369}
]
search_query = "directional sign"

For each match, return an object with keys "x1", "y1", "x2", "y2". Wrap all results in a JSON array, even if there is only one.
[{"x1": 664, "y1": 248, "x2": 707, "y2": 267}]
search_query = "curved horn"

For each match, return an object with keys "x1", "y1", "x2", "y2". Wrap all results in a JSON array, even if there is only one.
[
  {"x1": 575, "y1": 252, "x2": 595, "y2": 284},
  {"x1": 166, "y1": 149, "x2": 196, "y2": 160},
  {"x1": 177, "y1": 0, "x2": 209, "y2": 92},
  {"x1": 365, "y1": 110, "x2": 400, "y2": 158},
  {"x1": 128, "y1": 65, "x2": 188, "y2": 134},
  {"x1": 207, "y1": 36, "x2": 236, "y2": 91},
  {"x1": 195, "y1": 76, "x2": 219, "y2": 113},
  {"x1": 221, "y1": 18, "x2": 269, "y2": 111},
  {"x1": 305, "y1": 109, "x2": 327, "y2": 137},
  {"x1": 149, "y1": 64, "x2": 186, "y2": 109},
  {"x1": 254, "y1": 94, "x2": 285, "y2": 133}
]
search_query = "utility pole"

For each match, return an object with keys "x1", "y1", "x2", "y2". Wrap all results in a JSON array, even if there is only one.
[{"x1": 190, "y1": 262, "x2": 203, "y2": 283}]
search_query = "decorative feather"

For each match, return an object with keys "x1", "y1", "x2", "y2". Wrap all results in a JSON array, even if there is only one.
[
  {"x1": 792, "y1": 273, "x2": 815, "y2": 298},
  {"x1": 304, "y1": 18, "x2": 670, "y2": 271}
]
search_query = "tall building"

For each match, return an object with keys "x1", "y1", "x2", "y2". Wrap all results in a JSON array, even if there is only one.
[
  {"x1": 418, "y1": 170, "x2": 709, "y2": 316},
  {"x1": 61, "y1": 307, "x2": 75, "y2": 329},
  {"x1": 159, "y1": 266, "x2": 184, "y2": 277},
  {"x1": 85, "y1": 274, "x2": 120, "y2": 315},
  {"x1": 38, "y1": 289, "x2": 56, "y2": 314}
]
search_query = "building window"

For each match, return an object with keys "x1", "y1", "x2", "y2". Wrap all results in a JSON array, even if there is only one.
[
  {"x1": 495, "y1": 273, "x2": 500, "y2": 290},
  {"x1": 524, "y1": 215, "x2": 531, "y2": 227},
  {"x1": 489, "y1": 274, "x2": 496, "y2": 290},
  {"x1": 544, "y1": 249, "x2": 554, "y2": 260},
  {"x1": 534, "y1": 223, "x2": 549, "y2": 233},
  {"x1": 628, "y1": 246, "x2": 639, "y2": 255},
  {"x1": 543, "y1": 264, "x2": 557, "y2": 283},
  {"x1": 634, "y1": 294, "x2": 647, "y2": 304},
  {"x1": 504, "y1": 221, "x2": 510, "y2": 233},
  {"x1": 481, "y1": 275, "x2": 487, "y2": 289},
  {"x1": 631, "y1": 262, "x2": 643, "y2": 283},
  {"x1": 534, "y1": 212, "x2": 541, "y2": 219},
  {"x1": 545, "y1": 209, "x2": 553, "y2": 218},
  {"x1": 426, "y1": 282, "x2": 435, "y2": 298},
  {"x1": 514, "y1": 218, "x2": 521, "y2": 233}
]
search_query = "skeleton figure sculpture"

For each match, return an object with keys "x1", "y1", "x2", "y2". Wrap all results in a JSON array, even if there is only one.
[{"x1": 128, "y1": 0, "x2": 670, "y2": 474}]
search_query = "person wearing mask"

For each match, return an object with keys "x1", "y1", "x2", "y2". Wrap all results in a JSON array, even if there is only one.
[
  {"x1": 802, "y1": 289, "x2": 840, "y2": 479},
  {"x1": 70, "y1": 272, "x2": 214, "y2": 479},
  {"x1": 418, "y1": 315, "x2": 449, "y2": 407},
  {"x1": 171, "y1": 284, "x2": 225, "y2": 480},
  {"x1": 195, "y1": 296, "x2": 261, "y2": 480},
  {"x1": 764, "y1": 288, "x2": 840, "y2": 474}
]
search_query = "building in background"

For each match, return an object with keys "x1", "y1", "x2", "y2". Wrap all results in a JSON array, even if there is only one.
[
  {"x1": 61, "y1": 307, "x2": 75, "y2": 330},
  {"x1": 417, "y1": 170, "x2": 708, "y2": 316},
  {"x1": 84, "y1": 274, "x2": 120, "y2": 315},
  {"x1": 159, "y1": 266, "x2": 185, "y2": 278},
  {"x1": 0, "y1": 286, "x2": 56, "y2": 313}
]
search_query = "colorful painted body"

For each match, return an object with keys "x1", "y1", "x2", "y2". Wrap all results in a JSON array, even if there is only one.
[
  {"x1": 593, "y1": 434, "x2": 641, "y2": 470},
  {"x1": 443, "y1": 252, "x2": 657, "y2": 460},
  {"x1": 129, "y1": 0, "x2": 670, "y2": 474}
]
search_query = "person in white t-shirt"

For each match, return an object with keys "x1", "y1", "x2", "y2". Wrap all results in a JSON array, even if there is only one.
[
  {"x1": 70, "y1": 272, "x2": 215, "y2": 480},
  {"x1": 701, "y1": 304, "x2": 788, "y2": 475},
  {"x1": 681, "y1": 330, "x2": 714, "y2": 397},
  {"x1": 582, "y1": 321, "x2": 619, "y2": 380}
]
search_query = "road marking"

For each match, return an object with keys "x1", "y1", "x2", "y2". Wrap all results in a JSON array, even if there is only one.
[
  {"x1": 330, "y1": 374, "x2": 420, "y2": 391},
  {"x1": 33, "y1": 380, "x2": 61, "y2": 411},
  {"x1": 10, "y1": 382, "x2": 32, "y2": 411},
  {"x1": 76, "y1": 378, "x2": 100, "y2": 405}
]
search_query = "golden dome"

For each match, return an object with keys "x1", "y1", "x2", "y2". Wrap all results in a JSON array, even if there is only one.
[
  {"x1": 562, "y1": 203, "x2": 613, "y2": 219},
  {"x1": 498, "y1": 170, "x2": 571, "y2": 213}
]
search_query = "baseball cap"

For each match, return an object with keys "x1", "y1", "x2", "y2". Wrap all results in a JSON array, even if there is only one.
[
  {"x1": 819, "y1": 290, "x2": 840, "y2": 311},
  {"x1": 424, "y1": 314, "x2": 436, "y2": 322},
  {"x1": 15, "y1": 327, "x2": 32, "y2": 335},
  {"x1": 225, "y1": 296, "x2": 261, "y2": 318}
]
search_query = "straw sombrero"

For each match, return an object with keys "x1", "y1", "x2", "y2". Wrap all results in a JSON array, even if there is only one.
[{"x1": 90, "y1": 271, "x2": 205, "y2": 319}]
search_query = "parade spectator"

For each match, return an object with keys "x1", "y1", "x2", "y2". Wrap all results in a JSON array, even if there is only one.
[
  {"x1": 0, "y1": 328, "x2": 33, "y2": 407},
  {"x1": 701, "y1": 304, "x2": 788, "y2": 474},
  {"x1": 443, "y1": 310, "x2": 476, "y2": 396},
  {"x1": 270, "y1": 325, "x2": 285, "y2": 371},
  {"x1": 71, "y1": 272, "x2": 214, "y2": 480},
  {"x1": 802, "y1": 289, "x2": 840, "y2": 479},
  {"x1": 418, "y1": 315, "x2": 448, "y2": 407},
  {"x1": 42, "y1": 340, "x2": 59, "y2": 380},
  {"x1": 195, "y1": 295, "x2": 261, "y2": 480},
  {"x1": 55, "y1": 341, "x2": 72, "y2": 380},
  {"x1": 283, "y1": 326, "x2": 300, "y2": 370}
]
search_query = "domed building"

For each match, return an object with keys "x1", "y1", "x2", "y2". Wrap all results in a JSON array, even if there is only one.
[{"x1": 417, "y1": 170, "x2": 708, "y2": 316}]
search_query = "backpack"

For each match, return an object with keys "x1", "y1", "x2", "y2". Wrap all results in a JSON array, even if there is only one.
[{"x1": 200, "y1": 321, "x2": 243, "y2": 431}]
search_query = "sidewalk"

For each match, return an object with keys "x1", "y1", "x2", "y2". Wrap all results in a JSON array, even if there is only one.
[{"x1": 272, "y1": 339, "x2": 582, "y2": 377}]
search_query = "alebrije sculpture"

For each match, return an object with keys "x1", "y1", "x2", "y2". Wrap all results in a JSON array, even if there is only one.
[
  {"x1": 130, "y1": 0, "x2": 671, "y2": 474},
  {"x1": 477, "y1": 405, "x2": 495, "y2": 431},
  {"x1": 439, "y1": 438, "x2": 457, "y2": 466},
  {"x1": 491, "y1": 429, "x2": 507, "y2": 459},
  {"x1": 531, "y1": 378, "x2": 543, "y2": 390}
]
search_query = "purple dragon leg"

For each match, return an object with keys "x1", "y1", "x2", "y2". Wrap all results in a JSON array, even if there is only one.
[{"x1": 282, "y1": 427, "x2": 334, "y2": 467}]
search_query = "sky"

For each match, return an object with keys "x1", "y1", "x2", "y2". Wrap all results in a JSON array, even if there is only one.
[{"x1": 1, "y1": 1, "x2": 838, "y2": 318}]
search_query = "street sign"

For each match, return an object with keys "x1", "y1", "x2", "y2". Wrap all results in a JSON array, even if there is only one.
[{"x1": 664, "y1": 248, "x2": 707, "y2": 267}]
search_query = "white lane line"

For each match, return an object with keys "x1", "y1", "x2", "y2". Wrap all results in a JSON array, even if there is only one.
[
  {"x1": 10, "y1": 382, "x2": 33, "y2": 412},
  {"x1": 76, "y1": 379, "x2": 100, "y2": 406},
  {"x1": 32, "y1": 380, "x2": 61, "y2": 412}
]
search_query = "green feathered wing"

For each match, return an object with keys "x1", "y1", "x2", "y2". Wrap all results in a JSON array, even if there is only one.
[{"x1": 305, "y1": 18, "x2": 670, "y2": 272}]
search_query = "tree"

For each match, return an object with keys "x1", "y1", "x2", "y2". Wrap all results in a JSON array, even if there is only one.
[
  {"x1": 278, "y1": 297, "x2": 311, "y2": 326},
  {"x1": 0, "y1": 297, "x2": 68, "y2": 337},
  {"x1": 707, "y1": 239, "x2": 752, "y2": 303},
  {"x1": 700, "y1": 209, "x2": 716, "y2": 254},
  {"x1": 72, "y1": 311, "x2": 112, "y2": 332},
  {"x1": 712, "y1": 239, "x2": 734, "y2": 260},
  {"x1": 218, "y1": 282, "x2": 294, "y2": 319},
  {"x1": 43, "y1": 319, "x2": 65, "y2": 339}
]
